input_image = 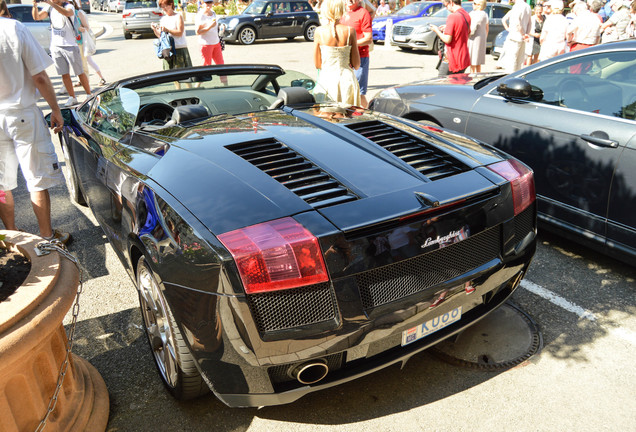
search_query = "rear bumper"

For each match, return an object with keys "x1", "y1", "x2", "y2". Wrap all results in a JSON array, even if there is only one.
[{"x1": 214, "y1": 265, "x2": 527, "y2": 407}]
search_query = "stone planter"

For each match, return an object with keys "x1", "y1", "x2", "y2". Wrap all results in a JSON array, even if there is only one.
[{"x1": 0, "y1": 231, "x2": 109, "y2": 432}]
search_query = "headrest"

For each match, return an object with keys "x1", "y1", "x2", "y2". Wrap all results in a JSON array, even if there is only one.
[
  {"x1": 170, "y1": 104, "x2": 210, "y2": 124},
  {"x1": 277, "y1": 87, "x2": 316, "y2": 107}
]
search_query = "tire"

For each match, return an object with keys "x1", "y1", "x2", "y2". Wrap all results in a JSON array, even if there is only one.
[
  {"x1": 431, "y1": 36, "x2": 442, "y2": 55},
  {"x1": 124, "y1": 31, "x2": 132, "y2": 39},
  {"x1": 136, "y1": 257, "x2": 209, "y2": 400},
  {"x1": 304, "y1": 23, "x2": 317, "y2": 42},
  {"x1": 237, "y1": 26, "x2": 256, "y2": 45},
  {"x1": 59, "y1": 132, "x2": 87, "y2": 206}
]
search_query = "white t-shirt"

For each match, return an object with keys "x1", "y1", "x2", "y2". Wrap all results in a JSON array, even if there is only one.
[
  {"x1": 160, "y1": 13, "x2": 188, "y2": 48},
  {"x1": 44, "y1": 2, "x2": 78, "y2": 48},
  {"x1": 195, "y1": 11, "x2": 220, "y2": 46},
  {"x1": 0, "y1": 18, "x2": 54, "y2": 110}
]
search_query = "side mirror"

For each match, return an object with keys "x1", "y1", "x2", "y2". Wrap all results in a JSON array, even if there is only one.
[{"x1": 496, "y1": 78, "x2": 533, "y2": 100}]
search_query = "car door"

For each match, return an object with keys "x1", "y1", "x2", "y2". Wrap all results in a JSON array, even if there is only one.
[
  {"x1": 289, "y1": 1, "x2": 310, "y2": 36},
  {"x1": 465, "y1": 50, "x2": 636, "y2": 245},
  {"x1": 259, "y1": 1, "x2": 294, "y2": 38},
  {"x1": 68, "y1": 88, "x2": 140, "y2": 253},
  {"x1": 485, "y1": 4, "x2": 509, "y2": 48}
]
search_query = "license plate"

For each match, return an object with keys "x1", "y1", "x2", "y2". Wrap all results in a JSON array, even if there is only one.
[
  {"x1": 135, "y1": 13, "x2": 149, "y2": 17},
  {"x1": 393, "y1": 35, "x2": 406, "y2": 42},
  {"x1": 401, "y1": 306, "x2": 462, "y2": 346}
]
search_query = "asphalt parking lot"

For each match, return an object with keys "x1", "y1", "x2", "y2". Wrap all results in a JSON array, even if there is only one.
[{"x1": 11, "y1": 9, "x2": 636, "y2": 432}]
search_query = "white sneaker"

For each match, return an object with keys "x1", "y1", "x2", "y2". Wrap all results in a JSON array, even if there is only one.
[{"x1": 64, "y1": 96, "x2": 78, "y2": 107}]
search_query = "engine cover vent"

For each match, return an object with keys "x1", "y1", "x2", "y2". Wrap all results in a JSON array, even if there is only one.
[
  {"x1": 227, "y1": 138, "x2": 359, "y2": 209},
  {"x1": 346, "y1": 121, "x2": 469, "y2": 181}
]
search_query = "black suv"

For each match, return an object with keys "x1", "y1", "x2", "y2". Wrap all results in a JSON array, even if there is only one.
[{"x1": 218, "y1": 0, "x2": 319, "y2": 45}]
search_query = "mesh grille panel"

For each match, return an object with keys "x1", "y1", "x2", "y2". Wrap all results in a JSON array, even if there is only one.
[
  {"x1": 356, "y1": 227, "x2": 501, "y2": 310},
  {"x1": 247, "y1": 282, "x2": 337, "y2": 333},
  {"x1": 514, "y1": 204, "x2": 535, "y2": 242}
]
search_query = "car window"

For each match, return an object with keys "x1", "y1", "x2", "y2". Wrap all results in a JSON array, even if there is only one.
[
  {"x1": 274, "y1": 2, "x2": 290, "y2": 13},
  {"x1": 10, "y1": 6, "x2": 49, "y2": 23},
  {"x1": 244, "y1": 0, "x2": 266, "y2": 14},
  {"x1": 521, "y1": 51, "x2": 636, "y2": 120},
  {"x1": 88, "y1": 89, "x2": 140, "y2": 139},
  {"x1": 491, "y1": 6, "x2": 508, "y2": 19},
  {"x1": 125, "y1": 1, "x2": 157, "y2": 8}
]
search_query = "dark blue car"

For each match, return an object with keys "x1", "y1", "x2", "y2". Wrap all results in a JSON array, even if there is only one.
[{"x1": 372, "y1": 1, "x2": 443, "y2": 42}]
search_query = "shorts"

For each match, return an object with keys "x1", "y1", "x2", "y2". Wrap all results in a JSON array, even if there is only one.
[
  {"x1": 201, "y1": 43, "x2": 224, "y2": 66},
  {"x1": 51, "y1": 45, "x2": 84, "y2": 76},
  {"x1": 354, "y1": 56, "x2": 370, "y2": 96},
  {"x1": 163, "y1": 47, "x2": 193, "y2": 70},
  {"x1": 0, "y1": 106, "x2": 64, "y2": 192}
]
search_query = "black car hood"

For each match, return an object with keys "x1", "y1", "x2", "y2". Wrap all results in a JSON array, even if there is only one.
[{"x1": 144, "y1": 110, "x2": 503, "y2": 234}]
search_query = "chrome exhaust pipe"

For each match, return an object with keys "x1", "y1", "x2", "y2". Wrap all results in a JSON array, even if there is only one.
[{"x1": 290, "y1": 361, "x2": 329, "y2": 385}]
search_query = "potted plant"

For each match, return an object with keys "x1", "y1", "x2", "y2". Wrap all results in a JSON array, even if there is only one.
[
  {"x1": 0, "y1": 230, "x2": 110, "y2": 432},
  {"x1": 186, "y1": 2, "x2": 198, "y2": 23}
]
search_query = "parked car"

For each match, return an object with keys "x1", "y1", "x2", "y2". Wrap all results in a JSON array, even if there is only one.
[
  {"x1": 54, "y1": 64, "x2": 536, "y2": 406},
  {"x1": 122, "y1": 0, "x2": 162, "y2": 39},
  {"x1": 7, "y1": 4, "x2": 51, "y2": 54},
  {"x1": 218, "y1": 0, "x2": 319, "y2": 45},
  {"x1": 107, "y1": 0, "x2": 125, "y2": 13},
  {"x1": 96, "y1": 0, "x2": 109, "y2": 11},
  {"x1": 372, "y1": 1, "x2": 443, "y2": 43},
  {"x1": 491, "y1": 29, "x2": 507, "y2": 60},
  {"x1": 79, "y1": 0, "x2": 91, "y2": 13},
  {"x1": 391, "y1": 2, "x2": 510, "y2": 54},
  {"x1": 370, "y1": 41, "x2": 636, "y2": 265}
]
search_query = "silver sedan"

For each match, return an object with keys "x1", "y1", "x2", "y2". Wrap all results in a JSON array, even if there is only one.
[{"x1": 7, "y1": 4, "x2": 51, "y2": 54}]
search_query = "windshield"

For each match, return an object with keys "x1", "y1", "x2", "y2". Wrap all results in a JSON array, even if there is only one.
[
  {"x1": 125, "y1": 1, "x2": 158, "y2": 8},
  {"x1": 243, "y1": 0, "x2": 266, "y2": 14},
  {"x1": 396, "y1": 2, "x2": 430, "y2": 15},
  {"x1": 432, "y1": 2, "x2": 472, "y2": 17}
]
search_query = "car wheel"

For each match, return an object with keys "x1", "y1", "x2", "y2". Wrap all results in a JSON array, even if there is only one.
[
  {"x1": 136, "y1": 256, "x2": 209, "y2": 400},
  {"x1": 58, "y1": 132, "x2": 87, "y2": 206},
  {"x1": 238, "y1": 26, "x2": 256, "y2": 45},
  {"x1": 432, "y1": 36, "x2": 442, "y2": 55},
  {"x1": 304, "y1": 23, "x2": 317, "y2": 42},
  {"x1": 124, "y1": 31, "x2": 132, "y2": 39}
]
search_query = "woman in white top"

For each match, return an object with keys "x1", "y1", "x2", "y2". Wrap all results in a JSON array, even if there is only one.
[
  {"x1": 313, "y1": 0, "x2": 361, "y2": 106},
  {"x1": 538, "y1": 0, "x2": 568, "y2": 62},
  {"x1": 152, "y1": 0, "x2": 192, "y2": 70},
  {"x1": 468, "y1": 0, "x2": 489, "y2": 73},
  {"x1": 196, "y1": 0, "x2": 224, "y2": 66},
  {"x1": 72, "y1": 0, "x2": 106, "y2": 86}
]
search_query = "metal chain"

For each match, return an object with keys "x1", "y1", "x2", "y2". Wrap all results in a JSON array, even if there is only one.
[{"x1": 33, "y1": 240, "x2": 84, "y2": 432}]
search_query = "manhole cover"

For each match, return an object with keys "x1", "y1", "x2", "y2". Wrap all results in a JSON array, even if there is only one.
[{"x1": 430, "y1": 302, "x2": 542, "y2": 370}]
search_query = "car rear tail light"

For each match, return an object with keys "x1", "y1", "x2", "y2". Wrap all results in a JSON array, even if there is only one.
[
  {"x1": 218, "y1": 217, "x2": 329, "y2": 294},
  {"x1": 152, "y1": 11, "x2": 163, "y2": 15},
  {"x1": 487, "y1": 159, "x2": 535, "y2": 216},
  {"x1": 122, "y1": 12, "x2": 131, "y2": 17}
]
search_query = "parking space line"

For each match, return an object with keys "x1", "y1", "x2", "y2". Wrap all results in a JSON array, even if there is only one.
[{"x1": 520, "y1": 279, "x2": 597, "y2": 322}]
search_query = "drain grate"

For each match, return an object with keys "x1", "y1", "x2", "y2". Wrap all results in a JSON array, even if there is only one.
[{"x1": 430, "y1": 302, "x2": 542, "y2": 371}]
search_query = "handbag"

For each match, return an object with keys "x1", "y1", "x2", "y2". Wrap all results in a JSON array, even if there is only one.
[{"x1": 84, "y1": 28, "x2": 97, "y2": 56}]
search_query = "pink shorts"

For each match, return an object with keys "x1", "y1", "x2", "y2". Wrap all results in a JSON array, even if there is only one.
[
  {"x1": 201, "y1": 43, "x2": 224, "y2": 66},
  {"x1": 0, "y1": 106, "x2": 64, "y2": 192}
]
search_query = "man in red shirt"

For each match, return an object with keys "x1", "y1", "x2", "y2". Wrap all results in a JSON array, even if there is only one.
[
  {"x1": 341, "y1": 0, "x2": 372, "y2": 108},
  {"x1": 430, "y1": 0, "x2": 471, "y2": 76}
]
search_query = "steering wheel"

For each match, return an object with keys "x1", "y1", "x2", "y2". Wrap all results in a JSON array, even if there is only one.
[
  {"x1": 557, "y1": 78, "x2": 589, "y2": 110},
  {"x1": 137, "y1": 103, "x2": 175, "y2": 126}
]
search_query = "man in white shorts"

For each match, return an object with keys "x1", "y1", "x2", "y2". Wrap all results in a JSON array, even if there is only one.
[
  {"x1": 32, "y1": 0, "x2": 91, "y2": 106},
  {"x1": 0, "y1": 11, "x2": 70, "y2": 244}
]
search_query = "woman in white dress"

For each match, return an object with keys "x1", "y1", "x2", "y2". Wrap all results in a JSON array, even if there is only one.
[
  {"x1": 538, "y1": 0, "x2": 568, "y2": 62},
  {"x1": 468, "y1": 0, "x2": 489, "y2": 73},
  {"x1": 313, "y1": 0, "x2": 361, "y2": 106}
]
